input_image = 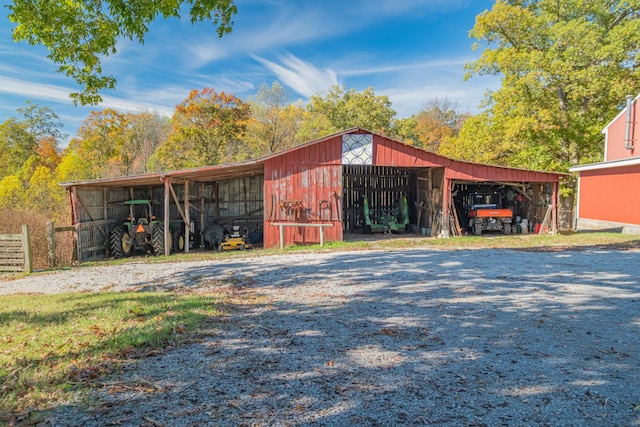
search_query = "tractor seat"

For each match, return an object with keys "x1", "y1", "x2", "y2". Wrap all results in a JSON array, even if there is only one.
[{"x1": 137, "y1": 218, "x2": 149, "y2": 225}]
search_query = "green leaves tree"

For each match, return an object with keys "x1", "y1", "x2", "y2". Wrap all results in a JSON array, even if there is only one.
[
  {"x1": 7, "y1": 0, "x2": 238, "y2": 105},
  {"x1": 461, "y1": 0, "x2": 640, "y2": 186},
  {"x1": 300, "y1": 86, "x2": 397, "y2": 139},
  {"x1": 243, "y1": 82, "x2": 306, "y2": 158}
]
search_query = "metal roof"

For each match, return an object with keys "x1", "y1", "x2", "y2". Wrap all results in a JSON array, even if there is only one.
[
  {"x1": 60, "y1": 127, "x2": 565, "y2": 189},
  {"x1": 60, "y1": 159, "x2": 264, "y2": 189}
]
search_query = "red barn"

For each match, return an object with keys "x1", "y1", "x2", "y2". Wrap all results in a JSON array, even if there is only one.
[
  {"x1": 62, "y1": 128, "x2": 564, "y2": 261},
  {"x1": 570, "y1": 95, "x2": 640, "y2": 234}
]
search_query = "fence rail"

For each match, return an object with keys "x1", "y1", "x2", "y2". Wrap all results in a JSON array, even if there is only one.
[{"x1": 0, "y1": 225, "x2": 33, "y2": 273}]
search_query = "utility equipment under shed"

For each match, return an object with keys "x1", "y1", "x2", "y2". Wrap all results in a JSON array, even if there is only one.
[{"x1": 60, "y1": 128, "x2": 565, "y2": 260}]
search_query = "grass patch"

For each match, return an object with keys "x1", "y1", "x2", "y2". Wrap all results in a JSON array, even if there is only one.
[{"x1": 0, "y1": 292, "x2": 226, "y2": 420}]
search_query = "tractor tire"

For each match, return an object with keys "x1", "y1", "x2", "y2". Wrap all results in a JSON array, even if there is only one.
[
  {"x1": 503, "y1": 223, "x2": 512, "y2": 235},
  {"x1": 110, "y1": 227, "x2": 133, "y2": 258},
  {"x1": 473, "y1": 222, "x2": 482, "y2": 236},
  {"x1": 152, "y1": 224, "x2": 171, "y2": 255},
  {"x1": 172, "y1": 230, "x2": 185, "y2": 253}
]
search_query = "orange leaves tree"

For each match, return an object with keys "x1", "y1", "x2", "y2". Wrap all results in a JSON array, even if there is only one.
[{"x1": 150, "y1": 88, "x2": 250, "y2": 170}]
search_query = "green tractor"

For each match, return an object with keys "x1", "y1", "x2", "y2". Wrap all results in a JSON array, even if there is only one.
[{"x1": 109, "y1": 200, "x2": 184, "y2": 258}]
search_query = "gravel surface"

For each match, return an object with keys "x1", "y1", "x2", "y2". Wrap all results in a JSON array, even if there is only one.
[{"x1": 3, "y1": 247, "x2": 640, "y2": 426}]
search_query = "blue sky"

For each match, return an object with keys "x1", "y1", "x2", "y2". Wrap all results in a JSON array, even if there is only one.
[{"x1": 0, "y1": 0, "x2": 498, "y2": 144}]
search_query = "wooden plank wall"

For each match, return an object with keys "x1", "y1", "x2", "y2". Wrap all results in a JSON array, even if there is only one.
[
  {"x1": 263, "y1": 135, "x2": 343, "y2": 248},
  {"x1": 77, "y1": 220, "x2": 116, "y2": 262},
  {"x1": 0, "y1": 225, "x2": 32, "y2": 273}
]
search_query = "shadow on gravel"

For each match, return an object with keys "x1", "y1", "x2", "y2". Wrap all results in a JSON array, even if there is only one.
[{"x1": 45, "y1": 248, "x2": 640, "y2": 426}]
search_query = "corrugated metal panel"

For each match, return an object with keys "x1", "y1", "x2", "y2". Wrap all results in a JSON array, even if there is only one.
[
  {"x1": 372, "y1": 134, "x2": 561, "y2": 183},
  {"x1": 578, "y1": 165, "x2": 640, "y2": 225},
  {"x1": 264, "y1": 136, "x2": 343, "y2": 248}
]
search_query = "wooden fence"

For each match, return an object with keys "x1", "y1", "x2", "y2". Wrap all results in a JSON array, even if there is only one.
[
  {"x1": 46, "y1": 220, "x2": 116, "y2": 266},
  {"x1": 0, "y1": 225, "x2": 33, "y2": 273}
]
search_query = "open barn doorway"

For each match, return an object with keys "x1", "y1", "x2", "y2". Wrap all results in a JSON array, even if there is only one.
[
  {"x1": 341, "y1": 166, "x2": 447, "y2": 238},
  {"x1": 450, "y1": 181, "x2": 555, "y2": 236}
]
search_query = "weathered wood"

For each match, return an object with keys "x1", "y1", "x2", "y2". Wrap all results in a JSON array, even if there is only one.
[
  {"x1": 76, "y1": 220, "x2": 113, "y2": 262},
  {"x1": 0, "y1": 252, "x2": 24, "y2": 259},
  {"x1": 185, "y1": 180, "x2": 190, "y2": 254},
  {"x1": 164, "y1": 177, "x2": 170, "y2": 256},
  {"x1": 47, "y1": 221, "x2": 56, "y2": 268},
  {"x1": 270, "y1": 223, "x2": 334, "y2": 249},
  {"x1": 22, "y1": 225, "x2": 33, "y2": 273}
]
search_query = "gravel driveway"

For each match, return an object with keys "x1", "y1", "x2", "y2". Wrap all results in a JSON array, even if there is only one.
[{"x1": 3, "y1": 247, "x2": 640, "y2": 426}]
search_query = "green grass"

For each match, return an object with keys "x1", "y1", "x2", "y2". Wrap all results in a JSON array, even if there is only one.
[{"x1": 0, "y1": 292, "x2": 227, "y2": 420}]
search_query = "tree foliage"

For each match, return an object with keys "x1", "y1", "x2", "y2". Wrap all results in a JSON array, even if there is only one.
[
  {"x1": 0, "y1": 175, "x2": 24, "y2": 209},
  {"x1": 461, "y1": 0, "x2": 640, "y2": 180},
  {"x1": 8, "y1": 0, "x2": 237, "y2": 105},
  {"x1": 0, "y1": 118, "x2": 34, "y2": 179},
  {"x1": 150, "y1": 88, "x2": 250, "y2": 170},
  {"x1": 414, "y1": 98, "x2": 469, "y2": 151},
  {"x1": 302, "y1": 86, "x2": 397, "y2": 138},
  {"x1": 242, "y1": 82, "x2": 306, "y2": 159}
]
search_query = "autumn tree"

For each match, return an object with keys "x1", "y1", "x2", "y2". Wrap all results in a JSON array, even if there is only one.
[
  {"x1": 0, "y1": 103, "x2": 64, "y2": 179},
  {"x1": 0, "y1": 102, "x2": 67, "y2": 218},
  {"x1": 390, "y1": 116, "x2": 419, "y2": 146},
  {"x1": 150, "y1": 88, "x2": 250, "y2": 170},
  {"x1": 8, "y1": 0, "x2": 237, "y2": 104},
  {"x1": 300, "y1": 86, "x2": 397, "y2": 139},
  {"x1": 63, "y1": 109, "x2": 132, "y2": 179},
  {"x1": 0, "y1": 175, "x2": 24, "y2": 209},
  {"x1": 461, "y1": 0, "x2": 640, "y2": 190},
  {"x1": 414, "y1": 98, "x2": 469, "y2": 152},
  {"x1": 242, "y1": 82, "x2": 306, "y2": 159}
]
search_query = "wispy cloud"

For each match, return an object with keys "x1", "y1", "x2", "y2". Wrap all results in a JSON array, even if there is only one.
[
  {"x1": 0, "y1": 76, "x2": 74, "y2": 103},
  {"x1": 252, "y1": 54, "x2": 339, "y2": 97},
  {"x1": 0, "y1": 75, "x2": 174, "y2": 117}
]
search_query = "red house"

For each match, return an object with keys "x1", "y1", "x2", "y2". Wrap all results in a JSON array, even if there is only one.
[{"x1": 570, "y1": 95, "x2": 640, "y2": 234}]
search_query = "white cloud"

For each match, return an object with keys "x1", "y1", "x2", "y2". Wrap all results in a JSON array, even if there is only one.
[
  {"x1": 0, "y1": 75, "x2": 174, "y2": 117},
  {"x1": 252, "y1": 54, "x2": 340, "y2": 98},
  {"x1": 0, "y1": 75, "x2": 74, "y2": 103}
]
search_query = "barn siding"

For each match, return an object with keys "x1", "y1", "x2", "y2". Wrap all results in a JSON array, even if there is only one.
[
  {"x1": 263, "y1": 136, "x2": 343, "y2": 248},
  {"x1": 578, "y1": 165, "x2": 640, "y2": 225}
]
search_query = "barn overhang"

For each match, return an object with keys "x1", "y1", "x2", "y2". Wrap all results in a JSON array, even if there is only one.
[{"x1": 60, "y1": 160, "x2": 265, "y2": 260}]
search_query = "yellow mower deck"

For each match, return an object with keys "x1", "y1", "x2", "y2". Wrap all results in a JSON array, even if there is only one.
[{"x1": 220, "y1": 237, "x2": 252, "y2": 251}]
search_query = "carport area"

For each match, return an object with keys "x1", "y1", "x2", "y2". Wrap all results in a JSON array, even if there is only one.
[{"x1": 61, "y1": 161, "x2": 265, "y2": 261}]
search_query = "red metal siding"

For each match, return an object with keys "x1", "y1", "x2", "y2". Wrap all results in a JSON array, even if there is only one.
[
  {"x1": 373, "y1": 136, "x2": 451, "y2": 168},
  {"x1": 605, "y1": 99, "x2": 638, "y2": 161},
  {"x1": 578, "y1": 165, "x2": 640, "y2": 225},
  {"x1": 263, "y1": 136, "x2": 343, "y2": 248},
  {"x1": 373, "y1": 134, "x2": 559, "y2": 183}
]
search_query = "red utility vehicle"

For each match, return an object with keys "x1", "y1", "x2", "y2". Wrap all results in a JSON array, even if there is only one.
[{"x1": 467, "y1": 191, "x2": 513, "y2": 236}]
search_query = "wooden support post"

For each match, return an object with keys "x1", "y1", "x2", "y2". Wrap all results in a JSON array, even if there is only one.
[
  {"x1": 185, "y1": 180, "x2": 190, "y2": 254},
  {"x1": 200, "y1": 183, "x2": 206, "y2": 248},
  {"x1": 164, "y1": 177, "x2": 170, "y2": 256},
  {"x1": 47, "y1": 221, "x2": 56, "y2": 268},
  {"x1": 22, "y1": 224, "x2": 33, "y2": 273}
]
